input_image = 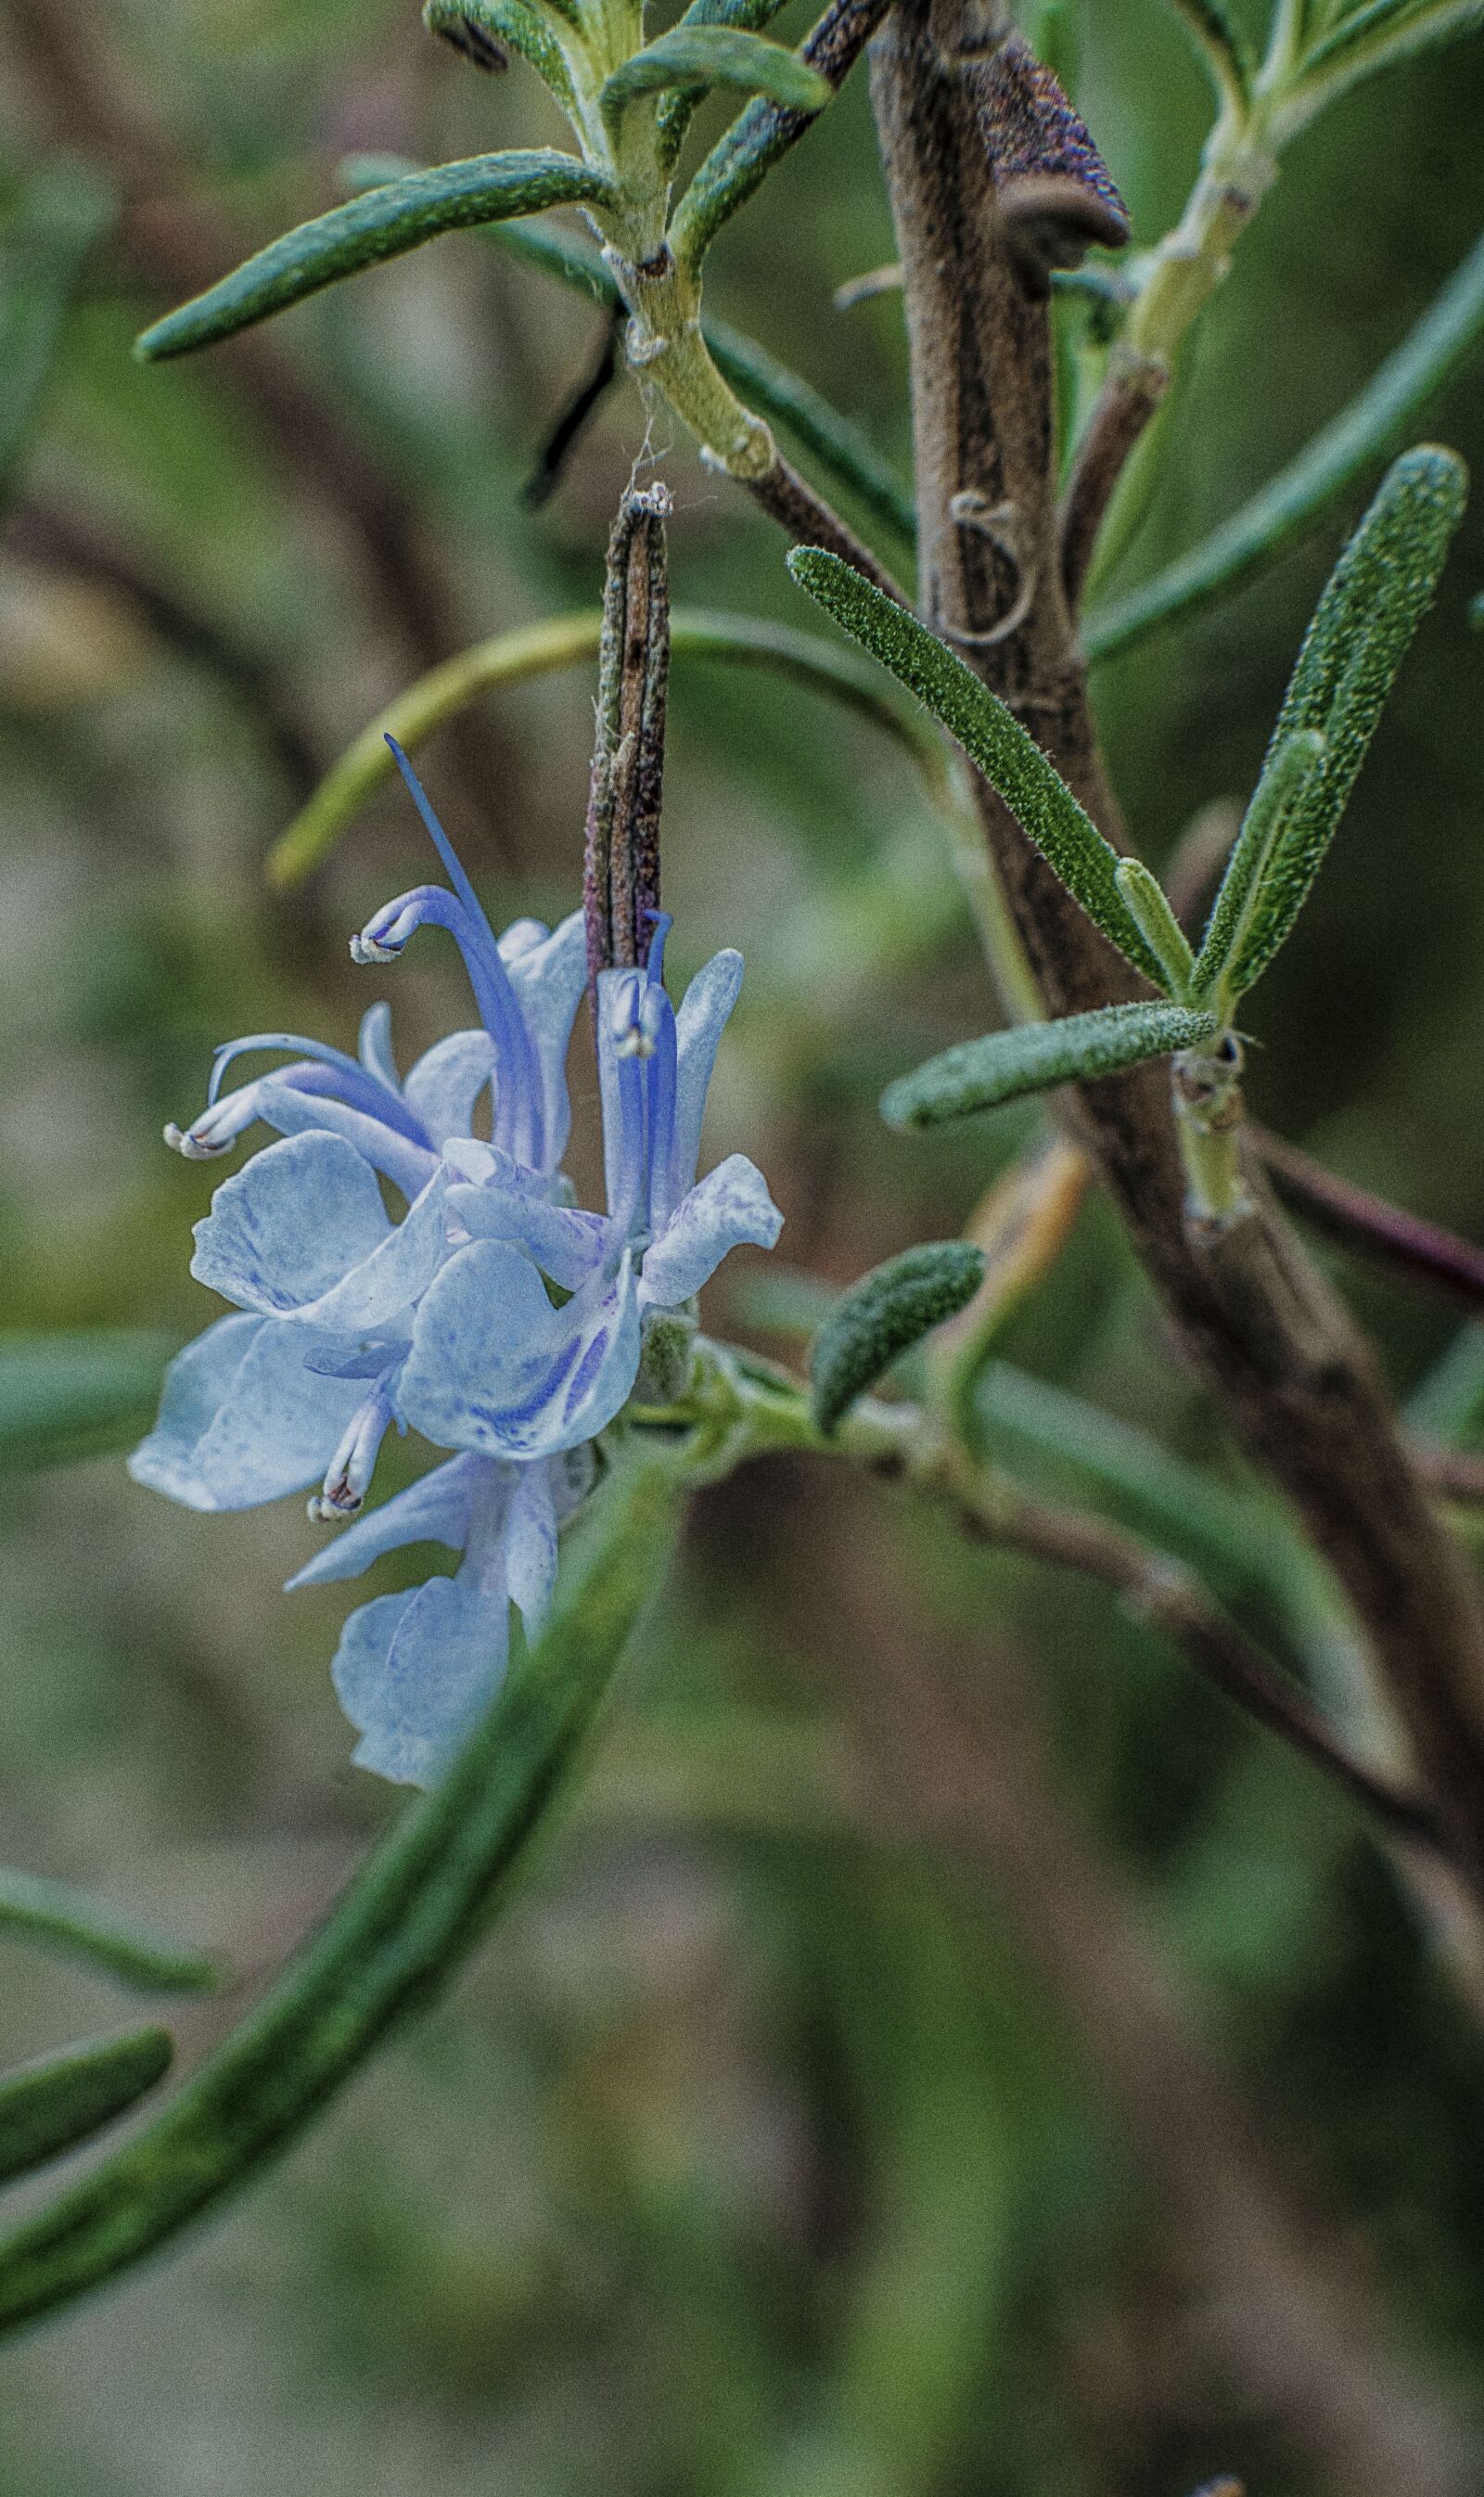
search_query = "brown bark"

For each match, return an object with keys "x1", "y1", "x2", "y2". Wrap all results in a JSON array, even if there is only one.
[{"x1": 867, "y1": 0, "x2": 1484, "y2": 1884}]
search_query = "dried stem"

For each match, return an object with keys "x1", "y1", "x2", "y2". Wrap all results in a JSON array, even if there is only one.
[
  {"x1": 869, "y1": 0, "x2": 1484, "y2": 1889},
  {"x1": 583, "y1": 486, "x2": 672, "y2": 983}
]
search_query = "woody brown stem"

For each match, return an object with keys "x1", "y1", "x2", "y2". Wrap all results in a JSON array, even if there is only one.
[
  {"x1": 1058, "y1": 351, "x2": 1168, "y2": 606},
  {"x1": 869, "y1": 0, "x2": 1484, "y2": 1890},
  {"x1": 741, "y1": 453, "x2": 907, "y2": 601}
]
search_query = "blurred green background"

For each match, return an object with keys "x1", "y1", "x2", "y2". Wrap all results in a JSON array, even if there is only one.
[{"x1": 2, "y1": 2, "x2": 1483, "y2": 2491}]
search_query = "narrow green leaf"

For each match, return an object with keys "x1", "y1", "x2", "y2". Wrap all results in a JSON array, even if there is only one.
[
  {"x1": 135, "y1": 152, "x2": 609, "y2": 360},
  {"x1": 882, "y1": 1004, "x2": 1217, "y2": 1129},
  {"x1": 0, "y1": 1331, "x2": 172, "y2": 1474},
  {"x1": 668, "y1": 0, "x2": 876, "y2": 272},
  {"x1": 600, "y1": 26, "x2": 830, "y2": 130},
  {"x1": 1162, "y1": 0, "x2": 1254, "y2": 109},
  {"x1": 0, "y1": 2031, "x2": 173, "y2": 2190},
  {"x1": 788, "y1": 547, "x2": 1168, "y2": 983},
  {"x1": 810, "y1": 1243, "x2": 987, "y2": 1435},
  {"x1": 1084, "y1": 235, "x2": 1484, "y2": 664},
  {"x1": 654, "y1": 0, "x2": 793, "y2": 168},
  {"x1": 1113, "y1": 858, "x2": 1197, "y2": 999},
  {"x1": 423, "y1": 0, "x2": 578, "y2": 111},
  {"x1": 0, "y1": 163, "x2": 115, "y2": 511},
  {"x1": 1274, "y1": 0, "x2": 1484, "y2": 142},
  {"x1": 1221, "y1": 445, "x2": 1466, "y2": 997},
  {"x1": 0, "y1": 1869, "x2": 219, "y2": 1995},
  {"x1": 1189, "y1": 728, "x2": 1326, "y2": 1004},
  {"x1": 0, "y1": 1457, "x2": 678, "y2": 2337}
]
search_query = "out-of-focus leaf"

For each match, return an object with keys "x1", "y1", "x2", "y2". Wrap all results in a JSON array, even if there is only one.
[
  {"x1": 1274, "y1": 0, "x2": 1484, "y2": 142},
  {"x1": 0, "y1": 1332, "x2": 173, "y2": 1474},
  {"x1": 0, "y1": 1454, "x2": 679, "y2": 2337},
  {"x1": 0, "y1": 1869, "x2": 219, "y2": 1995},
  {"x1": 0, "y1": 2031, "x2": 173, "y2": 2190},
  {"x1": 1161, "y1": 0, "x2": 1253, "y2": 108},
  {"x1": 135, "y1": 152, "x2": 611, "y2": 360},
  {"x1": 787, "y1": 549, "x2": 1169, "y2": 984},
  {"x1": 810, "y1": 1243, "x2": 986, "y2": 1434},
  {"x1": 881, "y1": 1005, "x2": 1216, "y2": 1129},
  {"x1": 1085, "y1": 236, "x2": 1484, "y2": 663},
  {"x1": 0, "y1": 163, "x2": 115, "y2": 512}
]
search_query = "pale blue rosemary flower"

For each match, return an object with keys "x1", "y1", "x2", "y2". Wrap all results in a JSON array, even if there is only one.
[
  {"x1": 395, "y1": 916, "x2": 782, "y2": 1461},
  {"x1": 131, "y1": 751, "x2": 780, "y2": 1786}
]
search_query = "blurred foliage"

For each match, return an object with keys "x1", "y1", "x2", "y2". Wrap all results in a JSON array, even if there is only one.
[{"x1": 1, "y1": 1, "x2": 1482, "y2": 2491}]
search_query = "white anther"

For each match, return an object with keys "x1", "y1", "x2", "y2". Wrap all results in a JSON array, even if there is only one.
[
  {"x1": 164, "y1": 1121, "x2": 230, "y2": 1159},
  {"x1": 350, "y1": 933, "x2": 400, "y2": 966}
]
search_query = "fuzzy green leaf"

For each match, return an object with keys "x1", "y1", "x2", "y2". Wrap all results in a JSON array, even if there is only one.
[
  {"x1": 135, "y1": 152, "x2": 609, "y2": 360},
  {"x1": 810, "y1": 1243, "x2": 986, "y2": 1434},
  {"x1": 0, "y1": 1331, "x2": 172, "y2": 1473},
  {"x1": 1190, "y1": 728, "x2": 1327, "y2": 1004},
  {"x1": 1084, "y1": 235, "x2": 1484, "y2": 665},
  {"x1": 0, "y1": 1456, "x2": 678, "y2": 2337},
  {"x1": 654, "y1": 0, "x2": 794, "y2": 166},
  {"x1": 667, "y1": 0, "x2": 870, "y2": 273},
  {"x1": 1113, "y1": 858, "x2": 1197, "y2": 998},
  {"x1": 0, "y1": 2030, "x2": 173, "y2": 2189},
  {"x1": 600, "y1": 26, "x2": 830, "y2": 131},
  {"x1": 1219, "y1": 445, "x2": 1466, "y2": 998},
  {"x1": 0, "y1": 1868, "x2": 219, "y2": 1994},
  {"x1": 788, "y1": 548, "x2": 1169, "y2": 985},
  {"x1": 882, "y1": 1004, "x2": 1218, "y2": 1129}
]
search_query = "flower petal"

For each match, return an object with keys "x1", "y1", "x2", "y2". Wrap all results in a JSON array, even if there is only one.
[
  {"x1": 503, "y1": 909, "x2": 587, "y2": 1173},
  {"x1": 191, "y1": 1133, "x2": 450, "y2": 1332},
  {"x1": 130, "y1": 1313, "x2": 365, "y2": 1511},
  {"x1": 287, "y1": 1450, "x2": 490, "y2": 1589},
  {"x1": 400, "y1": 1240, "x2": 641, "y2": 1458},
  {"x1": 191, "y1": 1132, "x2": 391, "y2": 1313},
  {"x1": 250, "y1": 1079, "x2": 438, "y2": 1198},
  {"x1": 667, "y1": 950, "x2": 745, "y2": 1211},
  {"x1": 638, "y1": 1153, "x2": 782, "y2": 1310},
  {"x1": 503, "y1": 1460, "x2": 559, "y2": 1637},
  {"x1": 403, "y1": 1029, "x2": 496, "y2": 1149},
  {"x1": 446, "y1": 1172, "x2": 607, "y2": 1293},
  {"x1": 331, "y1": 1571, "x2": 509, "y2": 1787}
]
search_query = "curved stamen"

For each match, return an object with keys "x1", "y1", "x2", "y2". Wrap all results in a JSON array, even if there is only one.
[
  {"x1": 309, "y1": 1388, "x2": 396, "y2": 1521},
  {"x1": 644, "y1": 910, "x2": 672, "y2": 981},
  {"x1": 207, "y1": 1034, "x2": 431, "y2": 1151},
  {"x1": 167, "y1": 1067, "x2": 436, "y2": 1197},
  {"x1": 365, "y1": 740, "x2": 546, "y2": 1168}
]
